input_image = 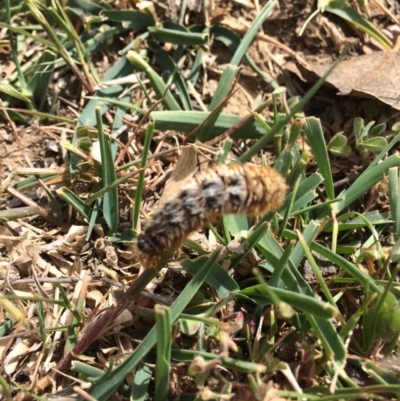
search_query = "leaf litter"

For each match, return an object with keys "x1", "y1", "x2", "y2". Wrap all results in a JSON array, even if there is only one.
[{"x1": 290, "y1": 49, "x2": 400, "y2": 111}]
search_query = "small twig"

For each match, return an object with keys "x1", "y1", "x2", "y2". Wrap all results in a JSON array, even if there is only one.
[
  {"x1": 9, "y1": 277, "x2": 83, "y2": 285},
  {"x1": 332, "y1": 173, "x2": 360, "y2": 189}
]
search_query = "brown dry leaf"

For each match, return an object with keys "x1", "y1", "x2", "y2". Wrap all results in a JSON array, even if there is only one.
[
  {"x1": 1, "y1": 223, "x2": 56, "y2": 281},
  {"x1": 227, "y1": 239, "x2": 246, "y2": 254},
  {"x1": 104, "y1": 245, "x2": 118, "y2": 268},
  {"x1": 0, "y1": 337, "x2": 12, "y2": 366},
  {"x1": 86, "y1": 289, "x2": 104, "y2": 307},
  {"x1": 293, "y1": 52, "x2": 400, "y2": 110},
  {"x1": 57, "y1": 225, "x2": 88, "y2": 254},
  {"x1": 158, "y1": 145, "x2": 198, "y2": 206},
  {"x1": 4, "y1": 338, "x2": 33, "y2": 375},
  {"x1": 254, "y1": 381, "x2": 288, "y2": 401},
  {"x1": 8, "y1": 231, "x2": 63, "y2": 278},
  {"x1": 187, "y1": 231, "x2": 209, "y2": 251},
  {"x1": 47, "y1": 250, "x2": 74, "y2": 273},
  {"x1": 211, "y1": 7, "x2": 231, "y2": 25},
  {"x1": 60, "y1": 270, "x2": 88, "y2": 330},
  {"x1": 94, "y1": 237, "x2": 107, "y2": 256},
  {"x1": 113, "y1": 308, "x2": 134, "y2": 330},
  {"x1": 40, "y1": 225, "x2": 88, "y2": 254},
  {"x1": 98, "y1": 263, "x2": 121, "y2": 281}
]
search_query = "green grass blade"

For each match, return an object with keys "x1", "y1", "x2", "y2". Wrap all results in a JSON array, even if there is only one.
[
  {"x1": 0, "y1": 83, "x2": 31, "y2": 103},
  {"x1": 222, "y1": 214, "x2": 250, "y2": 238},
  {"x1": 149, "y1": 26, "x2": 209, "y2": 46},
  {"x1": 86, "y1": 199, "x2": 102, "y2": 241},
  {"x1": 290, "y1": 173, "x2": 323, "y2": 213},
  {"x1": 0, "y1": 22, "x2": 55, "y2": 50},
  {"x1": 154, "y1": 305, "x2": 172, "y2": 401},
  {"x1": 131, "y1": 361, "x2": 153, "y2": 401},
  {"x1": 389, "y1": 167, "x2": 400, "y2": 241},
  {"x1": 364, "y1": 131, "x2": 400, "y2": 172},
  {"x1": 228, "y1": 1, "x2": 276, "y2": 67},
  {"x1": 67, "y1": 0, "x2": 104, "y2": 15},
  {"x1": 96, "y1": 107, "x2": 118, "y2": 233},
  {"x1": 310, "y1": 241, "x2": 382, "y2": 294},
  {"x1": 133, "y1": 123, "x2": 154, "y2": 229},
  {"x1": 111, "y1": 93, "x2": 131, "y2": 134},
  {"x1": 86, "y1": 169, "x2": 138, "y2": 206},
  {"x1": 363, "y1": 361, "x2": 400, "y2": 385},
  {"x1": 332, "y1": 154, "x2": 400, "y2": 215},
  {"x1": 238, "y1": 285, "x2": 336, "y2": 319},
  {"x1": 29, "y1": 50, "x2": 56, "y2": 110},
  {"x1": 171, "y1": 349, "x2": 266, "y2": 373},
  {"x1": 307, "y1": 314, "x2": 346, "y2": 369},
  {"x1": 326, "y1": 6, "x2": 392, "y2": 49},
  {"x1": 182, "y1": 258, "x2": 239, "y2": 299},
  {"x1": 268, "y1": 241, "x2": 294, "y2": 287},
  {"x1": 0, "y1": 206, "x2": 41, "y2": 223},
  {"x1": 256, "y1": 233, "x2": 298, "y2": 293},
  {"x1": 78, "y1": 58, "x2": 133, "y2": 126},
  {"x1": 210, "y1": 25, "x2": 241, "y2": 55},
  {"x1": 258, "y1": 222, "x2": 319, "y2": 296},
  {"x1": 155, "y1": 50, "x2": 192, "y2": 111},
  {"x1": 229, "y1": 222, "x2": 270, "y2": 269},
  {"x1": 274, "y1": 119, "x2": 303, "y2": 175},
  {"x1": 72, "y1": 56, "x2": 133, "y2": 176},
  {"x1": 86, "y1": 251, "x2": 220, "y2": 400},
  {"x1": 196, "y1": 1, "x2": 276, "y2": 141},
  {"x1": 323, "y1": 210, "x2": 391, "y2": 232},
  {"x1": 151, "y1": 110, "x2": 271, "y2": 139},
  {"x1": 196, "y1": 65, "x2": 239, "y2": 141},
  {"x1": 210, "y1": 25, "x2": 279, "y2": 89},
  {"x1": 297, "y1": 231, "x2": 339, "y2": 310},
  {"x1": 84, "y1": 96, "x2": 146, "y2": 115},
  {"x1": 304, "y1": 117, "x2": 334, "y2": 200},
  {"x1": 0, "y1": 375, "x2": 12, "y2": 401},
  {"x1": 239, "y1": 46, "x2": 349, "y2": 162},
  {"x1": 43, "y1": 186, "x2": 62, "y2": 220},
  {"x1": 102, "y1": 9, "x2": 155, "y2": 30},
  {"x1": 126, "y1": 50, "x2": 182, "y2": 111},
  {"x1": 286, "y1": 221, "x2": 320, "y2": 293},
  {"x1": 57, "y1": 187, "x2": 91, "y2": 219}
]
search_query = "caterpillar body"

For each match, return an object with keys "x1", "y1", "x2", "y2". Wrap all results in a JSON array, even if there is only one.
[{"x1": 136, "y1": 163, "x2": 287, "y2": 269}]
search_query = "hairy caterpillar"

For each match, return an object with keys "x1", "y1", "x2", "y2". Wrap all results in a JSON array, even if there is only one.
[{"x1": 136, "y1": 163, "x2": 287, "y2": 269}]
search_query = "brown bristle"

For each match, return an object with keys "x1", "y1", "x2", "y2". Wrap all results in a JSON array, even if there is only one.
[{"x1": 135, "y1": 163, "x2": 288, "y2": 269}]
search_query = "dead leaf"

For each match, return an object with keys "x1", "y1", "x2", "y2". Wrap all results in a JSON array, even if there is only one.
[
  {"x1": 227, "y1": 239, "x2": 246, "y2": 254},
  {"x1": 113, "y1": 309, "x2": 133, "y2": 330},
  {"x1": 97, "y1": 264, "x2": 121, "y2": 281},
  {"x1": 158, "y1": 145, "x2": 198, "y2": 206},
  {"x1": 104, "y1": 245, "x2": 118, "y2": 268},
  {"x1": 47, "y1": 250, "x2": 74, "y2": 273},
  {"x1": 86, "y1": 290, "x2": 104, "y2": 307},
  {"x1": 291, "y1": 52, "x2": 400, "y2": 110},
  {"x1": 4, "y1": 338, "x2": 33, "y2": 375}
]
